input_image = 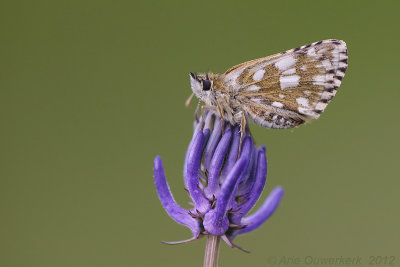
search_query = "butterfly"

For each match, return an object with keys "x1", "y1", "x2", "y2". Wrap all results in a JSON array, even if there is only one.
[{"x1": 188, "y1": 39, "x2": 348, "y2": 139}]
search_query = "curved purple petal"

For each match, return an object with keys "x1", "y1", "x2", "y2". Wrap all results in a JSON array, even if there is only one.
[
  {"x1": 203, "y1": 157, "x2": 248, "y2": 235},
  {"x1": 183, "y1": 129, "x2": 198, "y2": 189},
  {"x1": 232, "y1": 146, "x2": 268, "y2": 223},
  {"x1": 237, "y1": 186, "x2": 284, "y2": 235},
  {"x1": 203, "y1": 116, "x2": 222, "y2": 170},
  {"x1": 202, "y1": 128, "x2": 211, "y2": 149},
  {"x1": 238, "y1": 146, "x2": 264, "y2": 196},
  {"x1": 220, "y1": 125, "x2": 240, "y2": 183},
  {"x1": 204, "y1": 128, "x2": 232, "y2": 199},
  {"x1": 184, "y1": 130, "x2": 211, "y2": 214},
  {"x1": 238, "y1": 141, "x2": 257, "y2": 187},
  {"x1": 154, "y1": 156, "x2": 200, "y2": 237},
  {"x1": 226, "y1": 137, "x2": 253, "y2": 210}
]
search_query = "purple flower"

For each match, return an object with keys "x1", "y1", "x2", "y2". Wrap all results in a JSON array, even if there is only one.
[{"x1": 153, "y1": 112, "x2": 284, "y2": 250}]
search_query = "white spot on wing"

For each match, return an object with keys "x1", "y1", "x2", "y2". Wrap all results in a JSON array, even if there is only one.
[
  {"x1": 307, "y1": 47, "x2": 316, "y2": 56},
  {"x1": 253, "y1": 69, "x2": 265, "y2": 81},
  {"x1": 315, "y1": 102, "x2": 328, "y2": 110},
  {"x1": 272, "y1": 101, "x2": 283, "y2": 108},
  {"x1": 298, "y1": 107, "x2": 308, "y2": 113},
  {"x1": 298, "y1": 107, "x2": 315, "y2": 117},
  {"x1": 280, "y1": 75, "x2": 300, "y2": 90},
  {"x1": 279, "y1": 94, "x2": 285, "y2": 98},
  {"x1": 320, "y1": 91, "x2": 332, "y2": 99},
  {"x1": 314, "y1": 75, "x2": 326, "y2": 82},
  {"x1": 316, "y1": 59, "x2": 331, "y2": 69},
  {"x1": 296, "y1": 97, "x2": 309, "y2": 107},
  {"x1": 245, "y1": 85, "x2": 261, "y2": 91},
  {"x1": 301, "y1": 66, "x2": 307, "y2": 71},
  {"x1": 282, "y1": 68, "x2": 296, "y2": 75},
  {"x1": 275, "y1": 55, "x2": 296, "y2": 71},
  {"x1": 224, "y1": 67, "x2": 245, "y2": 90},
  {"x1": 313, "y1": 75, "x2": 326, "y2": 85}
]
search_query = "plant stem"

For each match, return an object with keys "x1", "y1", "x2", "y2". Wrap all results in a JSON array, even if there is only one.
[{"x1": 203, "y1": 235, "x2": 221, "y2": 267}]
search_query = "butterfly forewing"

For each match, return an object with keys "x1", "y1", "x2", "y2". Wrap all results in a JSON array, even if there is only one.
[{"x1": 222, "y1": 39, "x2": 348, "y2": 129}]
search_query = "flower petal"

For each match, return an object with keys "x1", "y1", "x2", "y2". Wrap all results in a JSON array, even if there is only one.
[
  {"x1": 226, "y1": 136, "x2": 253, "y2": 210},
  {"x1": 220, "y1": 125, "x2": 240, "y2": 183},
  {"x1": 154, "y1": 156, "x2": 200, "y2": 237},
  {"x1": 204, "y1": 127, "x2": 232, "y2": 198},
  {"x1": 203, "y1": 116, "x2": 222, "y2": 170},
  {"x1": 203, "y1": 138, "x2": 252, "y2": 236},
  {"x1": 237, "y1": 186, "x2": 284, "y2": 235},
  {"x1": 238, "y1": 142, "x2": 257, "y2": 188},
  {"x1": 203, "y1": 157, "x2": 248, "y2": 235},
  {"x1": 232, "y1": 146, "x2": 268, "y2": 223},
  {"x1": 184, "y1": 130, "x2": 211, "y2": 214}
]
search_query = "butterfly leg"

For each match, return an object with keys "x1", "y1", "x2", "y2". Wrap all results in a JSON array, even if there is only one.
[
  {"x1": 238, "y1": 114, "x2": 247, "y2": 158},
  {"x1": 214, "y1": 99, "x2": 225, "y2": 134},
  {"x1": 185, "y1": 92, "x2": 195, "y2": 109}
]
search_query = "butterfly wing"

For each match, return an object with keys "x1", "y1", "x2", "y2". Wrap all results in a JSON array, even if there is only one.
[{"x1": 222, "y1": 39, "x2": 348, "y2": 128}]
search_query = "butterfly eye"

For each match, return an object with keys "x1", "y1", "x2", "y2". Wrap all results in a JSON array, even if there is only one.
[{"x1": 202, "y1": 80, "x2": 211, "y2": 91}]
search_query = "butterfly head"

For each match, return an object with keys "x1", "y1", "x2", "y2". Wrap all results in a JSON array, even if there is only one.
[{"x1": 189, "y1": 72, "x2": 212, "y2": 103}]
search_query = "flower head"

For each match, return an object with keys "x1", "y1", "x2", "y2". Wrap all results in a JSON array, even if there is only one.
[{"x1": 153, "y1": 112, "x2": 284, "y2": 250}]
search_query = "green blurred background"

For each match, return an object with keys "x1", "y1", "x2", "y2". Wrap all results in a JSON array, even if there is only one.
[{"x1": 1, "y1": 1, "x2": 399, "y2": 266}]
